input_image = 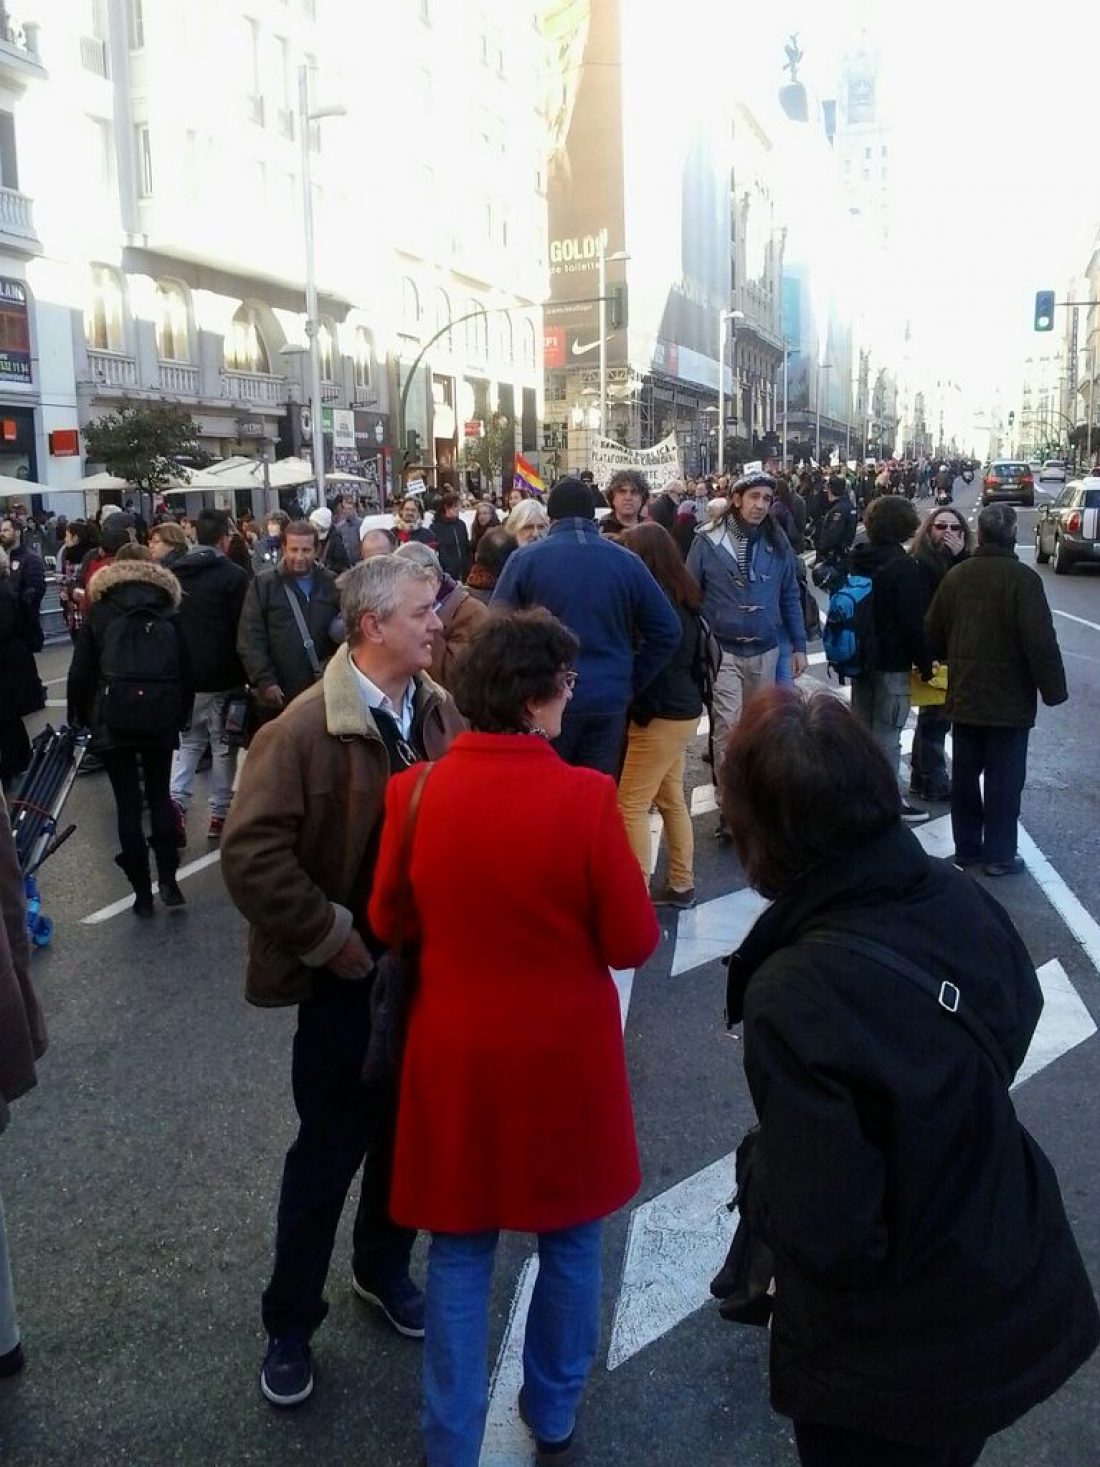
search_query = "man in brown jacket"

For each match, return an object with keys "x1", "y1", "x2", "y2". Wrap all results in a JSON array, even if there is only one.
[
  {"x1": 925, "y1": 503, "x2": 1067, "y2": 876},
  {"x1": 0, "y1": 794, "x2": 46, "y2": 1377},
  {"x1": 221, "y1": 555, "x2": 464, "y2": 1409}
]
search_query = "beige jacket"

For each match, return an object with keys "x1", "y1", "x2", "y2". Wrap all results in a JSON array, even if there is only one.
[{"x1": 220, "y1": 643, "x2": 463, "y2": 1007}]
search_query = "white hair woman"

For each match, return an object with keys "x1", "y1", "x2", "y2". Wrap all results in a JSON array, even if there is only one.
[{"x1": 503, "y1": 498, "x2": 549, "y2": 546}]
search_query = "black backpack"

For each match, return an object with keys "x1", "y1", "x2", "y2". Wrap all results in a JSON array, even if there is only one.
[
  {"x1": 691, "y1": 611, "x2": 723, "y2": 705},
  {"x1": 99, "y1": 605, "x2": 183, "y2": 738}
]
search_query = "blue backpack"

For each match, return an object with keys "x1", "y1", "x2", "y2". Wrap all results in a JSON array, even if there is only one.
[{"x1": 822, "y1": 573, "x2": 877, "y2": 682}]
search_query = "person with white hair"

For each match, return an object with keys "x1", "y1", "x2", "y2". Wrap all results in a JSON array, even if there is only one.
[
  {"x1": 503, "y1": 497, "x2": 549, "y2": 546},
  {"x1": 221, "y1": 555, "x2": 465, "y2": 1410},
  {"x1": 394, "y1": 540, "x2": 488, "y2": 690}
]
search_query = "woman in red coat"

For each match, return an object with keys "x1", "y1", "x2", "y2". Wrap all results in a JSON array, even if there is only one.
[{"x1": 369, "y1": 608, "x2": 658, "y2": 1467}]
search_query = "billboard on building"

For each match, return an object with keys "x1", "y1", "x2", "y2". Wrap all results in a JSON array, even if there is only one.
[
  {"x1": 543, "y1": 0, "x2": 627, "y2": 366},
  {"x1": 0, "y1": 279, "x2": 31, "y2": 384},
  {"x1": 619, "y1": 0, "x2": 732, "y2": 390}
]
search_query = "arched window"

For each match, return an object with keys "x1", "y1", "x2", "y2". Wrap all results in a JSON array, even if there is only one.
[
  {"x1": 318, "y1": 317, "x2": 336, "y2": 381},
  {"x1": 522, "y1": 318, "x2": 537, "y2": 367},
  {"x1": 155, "y1": 280, "x2": 191, "y2": 362},
  {"x1": 224, "y1": 303, "x2": 270, "y2": 373},
  {"x1": 435, "y1": 289, "x2": 453, "y2": 352},
  {"x1": 402, "y1": 276, "x2": 421, "y2": 329},
  {"x1": 497, "y1": 313, "x2": 513, "y2": 365},
  {"x1": 465, "y1": 299, "x2": 487, "y2": 361},
  {"x1": 84, "y1": 265, "x2": 126, "y2": 353},
  {"x1": 353, "y1": 326, "x2": 372, "y2": 390}
]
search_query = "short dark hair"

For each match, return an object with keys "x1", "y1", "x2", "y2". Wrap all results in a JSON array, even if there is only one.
[
  {"x1": 195, "y1": 508, "x2": 231, "y2": 546},
  {"x1": 827, "y1": 474, "x2": 847, "y2": 497},
  {"x1": 440, "y1": 489, "x2": 461, "y2": 513},
  {"x1": 606, "y1": 469, "x2": 650, "y2": 504},
  {"x1": 863, "y1": 494, "x2": 920, "y2": 546},
  {"x1": 473, "y1": 526, "x2": 518, "y2": 575},
  {"x1": 451, "y1": 609, "x2": 579, "y2": 734},
  {"x1": 266, "y1": 509, "x2": 290, "y2": 530},
  {"x1": 719, "y1": 686, "x2": 900, "y2": 898},
  {"x1": 283, "y1": 519, "x2": 318, "y2": 545},
  {"x1": 977, "y1": 503, "x2": 1017, "y2": 547}
]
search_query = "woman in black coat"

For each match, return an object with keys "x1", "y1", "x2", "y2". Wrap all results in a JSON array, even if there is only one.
[
  {"x1": 909, "y1": 506, "x2": 972, "y2": 802},
  {"x1": 0, "y1": 549, "x2": 43, "y2": 790},
  {"x1": 721, "y1": 688, "x2": 1099, "y2": 1467},
  {"x1": 67, "y1": 549, "x2": 192, "y2": 915}
]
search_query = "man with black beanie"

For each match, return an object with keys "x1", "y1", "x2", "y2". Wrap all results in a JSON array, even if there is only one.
[{"x1": 491, "y1": 476, "x2": 680, "y2": 774}]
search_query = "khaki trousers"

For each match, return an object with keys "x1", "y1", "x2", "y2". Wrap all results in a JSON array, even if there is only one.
[
  {"x1": 617, "y1": 716, "x2": 697, "y2": 891},
  {"x1": 710, "y1": 648, "x2": 779, "y2": 760}
]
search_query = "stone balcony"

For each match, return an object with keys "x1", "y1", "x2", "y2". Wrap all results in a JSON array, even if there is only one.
[
  {"x1": 0, "y1": 185, "x2": 39, "y2": 255},
  {"x1": 0, "y1": 13, "x2": 46, "y2": 82},
  {"x1": 220, "y1": 370, "x2": 287, "y2": 405},
  {"x1": 158, "y1": 361, "x2": 200, "y2": 395},
  {"x1": 85, "y1": 350, "x2": 138, "y2": 390}
]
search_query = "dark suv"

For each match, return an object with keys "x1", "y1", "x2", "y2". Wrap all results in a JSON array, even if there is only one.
[
  {"x1": 1035, "y1": 478, "x2": 1100, "y2": 574},
  {"x1": 982, "y1": 461, "x2": 1034, "y2": 507}
]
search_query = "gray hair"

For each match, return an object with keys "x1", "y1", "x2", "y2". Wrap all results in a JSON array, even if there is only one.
[
  {"x1": 977, "y1": 503, "x2": 1017, "y2": 548},
  {"x1": 394, "y1": 539, "x2": 443, "y2": 575},
  {"x1": 340, "y1": 554, "x2": 439, "y2": 642},
  {"x1": 504, "y1": 499, "x2": 549, "y2": 536}
]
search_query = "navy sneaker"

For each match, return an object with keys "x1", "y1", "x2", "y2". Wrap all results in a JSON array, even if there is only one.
[
  {"x1": 260, "y1": 1332, "x2": 313, "y2": 1407},
  {"x1": 518, "y1": 1388, "x2": 576, "y2": 1463},
  {"x1": 352, "y1": 1271, "x2": 425, "y2": 1338}
]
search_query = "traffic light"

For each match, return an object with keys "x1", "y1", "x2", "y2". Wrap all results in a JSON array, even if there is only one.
[
  {"x1": 405, "y1": 428, "x2": 421, "y2": 464},
  {"x1": 608, "y1": 282, "x2": 628, "y2": 330},
  {"x1": 1034, "y1": 290, "x2": 1055, "y2": 332}
]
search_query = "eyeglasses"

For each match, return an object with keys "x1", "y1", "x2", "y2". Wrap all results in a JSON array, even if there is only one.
[
  {"x1": 932, "y1": 520, "x2": 957, "y2": 530},
  {"x1": 562, "y1": 670, "x2": 579, "y2": 690}
]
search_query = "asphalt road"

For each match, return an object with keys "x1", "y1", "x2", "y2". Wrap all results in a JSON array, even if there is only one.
[{"x1": 2, "y1": 482, "x2": 1099, "y2": 1466}]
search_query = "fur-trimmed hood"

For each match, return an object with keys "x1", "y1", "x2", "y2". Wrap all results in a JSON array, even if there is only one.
[{"x1": 87, "y1": 557, "x2": 182, "y2": 608}]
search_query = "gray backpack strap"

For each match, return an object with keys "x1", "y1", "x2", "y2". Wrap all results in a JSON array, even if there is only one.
[{"x1": 282, "y1": 581, "x2": 323, "y2": 679}]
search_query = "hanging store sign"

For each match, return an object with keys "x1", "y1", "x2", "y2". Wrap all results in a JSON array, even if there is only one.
[{"x1": 0, "y1": 278, "x2": 31, "y2": 383}]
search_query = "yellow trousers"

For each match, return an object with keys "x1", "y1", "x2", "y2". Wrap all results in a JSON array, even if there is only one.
[{"x1": 617, "y1": 716, "x2": 697, "y2": 892}]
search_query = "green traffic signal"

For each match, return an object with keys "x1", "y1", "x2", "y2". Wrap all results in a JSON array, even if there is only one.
[{"x1": 1034, "y1": 290, "x2": 1055, "y2": 331}]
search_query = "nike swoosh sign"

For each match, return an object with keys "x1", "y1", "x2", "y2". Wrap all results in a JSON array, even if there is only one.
[{"x1": 572, "y1": 335, "x2": 613, "y2": 355}]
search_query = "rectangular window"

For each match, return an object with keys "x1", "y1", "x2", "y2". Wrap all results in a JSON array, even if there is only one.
[
  {"x1": 0, "y1": 112, "x2": 17, "y2": 191},
  {"x1": 128, "y1": 0, "x2": 145, "y2": 48},
  {"x1": 135, "y1": 125, "x2": 153, "y2": 197}
]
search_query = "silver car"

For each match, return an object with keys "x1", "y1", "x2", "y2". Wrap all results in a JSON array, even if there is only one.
[{"x1": 1035, "y1": 477, "x2": 1100, "y2": 573}]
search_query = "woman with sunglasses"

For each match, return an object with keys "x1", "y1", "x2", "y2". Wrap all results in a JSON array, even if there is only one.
[
  {"x1": 369, "y1": 608, "x2": 658, "y2": 1467},
  {"x1": 909, "y1": 506, "x2": 973, "y2": 802}
]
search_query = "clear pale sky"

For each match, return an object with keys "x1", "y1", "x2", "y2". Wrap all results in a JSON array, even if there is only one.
[{"x1": 744, "y1": 0, "x2": 1098, "y2": 406}]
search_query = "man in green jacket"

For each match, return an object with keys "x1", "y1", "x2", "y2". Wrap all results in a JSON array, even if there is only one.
[{"x1": 925, "y1": 504, "x2": 1067, "y2": 875}]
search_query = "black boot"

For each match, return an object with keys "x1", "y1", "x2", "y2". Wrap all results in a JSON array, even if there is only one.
[
  {"x1": 153, "y1": 847, "x2": 186, "y2": 908},
  {"x1": 115, "y1": 851, "x2": 154, "y2": 918}
]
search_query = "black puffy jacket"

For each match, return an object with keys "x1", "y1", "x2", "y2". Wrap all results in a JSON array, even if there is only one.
[
  {"x1": 728, "y1": 824, "x2": 1100, "y2": 1449},
  {"x1": 172, "y1": 547, "x2": 249, "y2": 692}
]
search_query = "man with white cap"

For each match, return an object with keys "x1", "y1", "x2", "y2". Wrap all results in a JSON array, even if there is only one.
[{"x1": 309, "y1": 506, "x2": 353, "y2": 575}]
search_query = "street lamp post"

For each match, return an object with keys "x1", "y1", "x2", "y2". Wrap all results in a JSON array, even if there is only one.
[
  {"x1": 815, "y1": 362, "x2": 834, "y2": 465},
  {"x1": 717, "y1": 308, "x2": 745, "y2": 476},
  {"x1": 298, "y1": 64, "x2": 345, "y2": 504},
  {"x1": 597, "y1": 238, "x2": 629, "y2": 437}
]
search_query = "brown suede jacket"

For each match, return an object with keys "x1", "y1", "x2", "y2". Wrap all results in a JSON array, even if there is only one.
[{"x1": 220, "y1": 643, "x2": 464, "y2": 1007}]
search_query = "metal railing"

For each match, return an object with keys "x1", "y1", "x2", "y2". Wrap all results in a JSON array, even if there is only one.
[
  {"x1": 86, "y1": 350, "x2": 137, "y2": 387},
  {"x1": 158, "y1": 361, "x2": 200, "y2": 395},
  {"x1": 220, "y1": 369, "x2": 286, "y2": 404},
  {"x1": 320, "y1": 382, "x2": 340, "y2": 402}
]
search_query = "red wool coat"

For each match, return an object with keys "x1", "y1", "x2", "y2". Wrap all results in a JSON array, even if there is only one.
[{"x1": 369, "y1": 732, "x2": 659, "y2": 1234}]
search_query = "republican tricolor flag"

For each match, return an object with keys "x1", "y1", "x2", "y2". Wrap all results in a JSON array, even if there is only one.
[{"x1": 513, "y1": 455, "x2": 546, "y2": 496}]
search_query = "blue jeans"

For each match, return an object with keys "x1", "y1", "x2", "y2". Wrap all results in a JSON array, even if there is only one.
[
  {"x1": 423, "y1": 1220, "x2": 602, "y2": 1467},
  {"x1": 552, "y1": 709, "x2": 626, "y2": 775}
]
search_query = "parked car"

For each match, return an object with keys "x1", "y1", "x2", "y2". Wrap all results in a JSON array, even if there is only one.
[
  {"x1": 982, "y1": 460, "x2": 1035, "y2": 507},
  {"x1": 1040, "y1": 460, "x2": 1068, "y2": 483},
  {"x1": 1034, "y1": 477, "x2": 1100, "y2": 574},
  {"x1": 1028, "y1": 460, "x2": 1044, "y2": 476}
]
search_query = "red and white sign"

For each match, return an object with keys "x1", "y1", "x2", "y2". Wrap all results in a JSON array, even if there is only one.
[{"x1": 544, "y1": 325, "x2": 565, "y2": 370}]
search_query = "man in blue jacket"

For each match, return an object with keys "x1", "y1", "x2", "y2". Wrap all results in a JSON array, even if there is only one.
[
  {"x1": 492, "y1": 476, "x2": 681, "y2": 774},
  {"x1": 686, "y1": 471, "x2": 806, "y2": 790}
]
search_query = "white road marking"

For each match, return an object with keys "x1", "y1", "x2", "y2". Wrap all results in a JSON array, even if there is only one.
[
  {"x1": 1018, "y1": 826, "x2": 1100, "y2": 974},
  {"x1": 81, "y1": 849, "x2": 222, "y2": 924},
  {"x1": 44, "y1": 699, "x2": 67, "y2": 708},
  {"x1": 607, "y1": 955, "x2": 1096, "y2": 1373},
  {"x1": 1053, "y1": 608, "x2": 1100, "y2": 635},
  {"x1": 607, "y1": 1153, "x2": 735, "y2": 1371},
  {"x1": 671, "y1": 888, "x2": 770, "y2": 977}
]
